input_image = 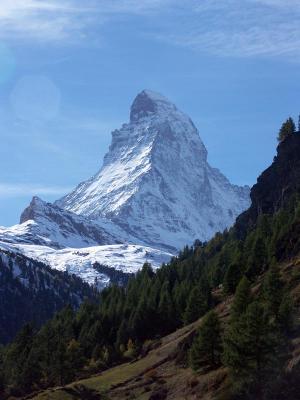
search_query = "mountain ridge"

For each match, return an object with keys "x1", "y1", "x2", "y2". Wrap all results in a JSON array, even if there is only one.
[
  {"x1": 0, "y1": 196, "x2": 118, "y2": 249},
  {"x1": 57, "y1": 89, "x2": 250, "y2": 251},
  {"x1": 0, "y1": 90, "x2": 250, "y2": 285}
]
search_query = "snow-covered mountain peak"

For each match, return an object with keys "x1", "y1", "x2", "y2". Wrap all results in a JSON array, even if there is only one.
[
  {"x1": 130, "y1": 90, "x2": 178, "y2": 122},
  {"x1": 58, "y1": 90, "x2": 250, "y2": 251},
  {"x1": 20, "y1": 196, "x2": 49, "y2": 223},
  {"x1": 0, "y1": 90, "x2": 251, "y2": 286},
  {"x1": 128, "y1": 90, "x2": 206, "y2": 153},
  {"x1": 1, "y1": 196, "x2": 117, "y2": 249}
]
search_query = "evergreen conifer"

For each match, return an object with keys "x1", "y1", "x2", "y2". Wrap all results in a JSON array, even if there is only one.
[
  {"x1": 278, "y1": 117, "x2": 296, "y2": 142},
  {"x1": 189, "y1": 311, "x2": 222, "y2": 370}
]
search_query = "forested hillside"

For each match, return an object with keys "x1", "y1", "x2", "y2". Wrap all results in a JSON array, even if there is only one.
[
  {"x1": 0, "y1": 249, "x2": 97, "y2": 344},
  {"x1": 1, "y1": 125, "x2": 300, "y2": 399}
]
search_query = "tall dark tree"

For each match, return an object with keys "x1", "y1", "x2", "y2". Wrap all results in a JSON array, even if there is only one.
[
  {"x1": 246, "y1": 237, "x2": 268, "y2": 280},
  {"x1": 158, "y1": 282, "x2": 176, "y2": 334},
  {"x1": 183, "y1": 286, "x2": 208, "y2": 325},
  {"x1": 263, "y1": 264, "x2": 283, "y2": 318},
  {"x1": 223, "y1": 301, "x2": 281, "y2": 398},
  {"x1": 189, "y1": 311, "x2": 222, "y2": 370},
  {"x1": 3, "y1": 324, "x2": 40, "y2": 393},
  {"x1": 277, "y1": 117, "x2": 296, "y2": 142},
  {"x1": 230, "y1": 276, "x2": 252, "y2": 320},
  {"x1": 223, "y1": 263, "x2": 242, "y2": 294},
  {"x1": 278, "y1": 293, "x2": 294, "y2": 334}
]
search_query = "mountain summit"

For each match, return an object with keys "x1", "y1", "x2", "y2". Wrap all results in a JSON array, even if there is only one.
[
  {"x1": 130, "y1": 90, "x2": 178, "y2": 122},
  {"x1": 57, "y1": 90, "x2": 250, "y2": 251},
  {"x1": 0, "y1": 90, "x2": 250, "y2": 286}
]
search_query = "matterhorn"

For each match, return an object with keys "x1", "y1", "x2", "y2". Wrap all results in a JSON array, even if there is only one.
[
  {"x1": 0, "y1": 90, "x2": 250, "y2": 285},
  {"x1": 58, "y1": 90, "x2": 250, "y2": 251}
]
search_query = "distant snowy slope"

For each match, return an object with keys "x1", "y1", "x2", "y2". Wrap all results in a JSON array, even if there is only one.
[
  {"x1": 0, "y1": 194, "x2": 173, "y2": 287},
  {"x1": 0, "y1": 247, "x2": 96, "y2": 343},
  {"x1": 0, "y1": 241, "x2": 172, "y2": 287}
]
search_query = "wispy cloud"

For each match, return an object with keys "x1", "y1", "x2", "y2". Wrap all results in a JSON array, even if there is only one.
[
  {"x1": 0, "y1": 182, "x2": 72, "y2": 198},
  {"x1": 0, "y1": 0, "x2": 169, "y2": 42},
  {"x1": 159, "y1": 0, "x2": 300, "y2": 59},
  {"x1": 0, "y1": 0, "x2": 91, "y2": 41},
  {"x1": 0, "y1": 0, "x2": 300, "y2": 59}
]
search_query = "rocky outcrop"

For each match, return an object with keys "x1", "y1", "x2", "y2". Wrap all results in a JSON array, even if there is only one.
[{"x1": 236, "y1": 132, "x2": 300, "y2": 232}]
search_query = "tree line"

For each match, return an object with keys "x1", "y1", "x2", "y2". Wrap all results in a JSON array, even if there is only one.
[{"x1": 1, "y1": 118, "x2": 300, "y2": 398}]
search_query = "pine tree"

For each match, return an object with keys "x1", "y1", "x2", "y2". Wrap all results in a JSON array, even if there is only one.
[
  {"x1": 278, "y1": 293, "x2": 294, "y2": 334},
  {"x1": 173, "y1": 281, "x2": 190, "y2": 321},
  {"x1": 230, "y1": 276, "x2": 251, "y2": 320},
  {"x1": 199, "y1": 275, "x2": 212, "y2": 308},
  {"x1": 91, "y1": 344, "x2": 102, "y2": 361},
  {"x1": 4, "y1": 324, "x2": 40, "y2": 392},
  {"x1": 246, "y1": 237, "x2": 268, "y2": 280},
  {"x1": 158, "y1": 282, "x2": 176, "y2": 334},
  {"x1": 223, "y1": 301, "x2": 281, "y2": 398},
  {"x1": 183, "y1": 286, "x2": 207, "y2": 325},
  {"x1": 66, "y1": 339, "x2": 85, "y2": 374},
  {"x1": 277, "y1": 117, "x2": 296, "y2": 142},
  {"x1": 263, "y1": 264, "x2": 283, "y2": 318},
  {"x1": 53, "y1": 340, "x2": 68, "y2": 386},
  {"x1": 116, "y1": 320, "x2": 129, "y2": 349},
  {"x1": 189, "y1": 311, "x2": 222, "y2": 370},
  {"x1": 223, "y1": 263, "x2": 242, "y2": 294}
]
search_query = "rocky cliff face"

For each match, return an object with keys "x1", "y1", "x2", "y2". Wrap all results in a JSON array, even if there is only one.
[
  {"x1": 57, "y1": 90, "x2": 250, "y2": 252},
  {"x1": 236, "y1": 133, "x2": 300, "y2": 232}
]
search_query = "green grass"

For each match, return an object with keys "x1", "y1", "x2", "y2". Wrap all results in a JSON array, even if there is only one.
[
  {"x1": 33, "y1": 357, "x2": 160, "y2": 400},
  {"x1": 32, "y1": 322, "x2": 198, "y2": 400}
]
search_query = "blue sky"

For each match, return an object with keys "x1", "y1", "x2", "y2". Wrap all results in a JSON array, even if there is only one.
[{"x1": 1, "y1": 0, "x2": 300, "y2": 226}]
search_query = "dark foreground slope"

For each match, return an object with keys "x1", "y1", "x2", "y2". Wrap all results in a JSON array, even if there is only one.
[
  {"x1": 0, "y1": 249, "x2": 97, "y2": 344},
  {"x1": 2, "y1": 132, "x2": 300, "y2": 399},
  {"x1": 30, "y1": 257, "x2": 300, "y2": 400}
]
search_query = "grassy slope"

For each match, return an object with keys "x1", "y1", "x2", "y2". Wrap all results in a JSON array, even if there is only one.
[{"x1": 27, "y1": 258, "x2": 300, "y2": 400}]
